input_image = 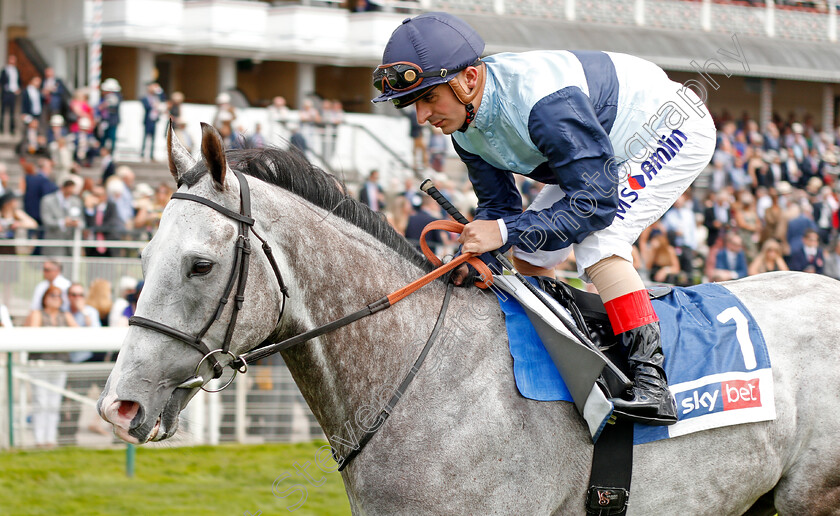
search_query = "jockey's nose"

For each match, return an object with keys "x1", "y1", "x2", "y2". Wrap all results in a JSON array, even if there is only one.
[{"x1": 415, "y1": 104, "x2": 430, "y2": 125}]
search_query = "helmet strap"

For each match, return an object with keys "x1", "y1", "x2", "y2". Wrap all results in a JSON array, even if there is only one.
[
  {"x1": 459, "y1": 103, "x2": 476, "y2": 133},
  {"x1": 449, "y1": 63, "x2": 485, "y2": 132}
]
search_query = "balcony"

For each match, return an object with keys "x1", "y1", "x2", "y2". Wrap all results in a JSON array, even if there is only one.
[
  {"x1": 431, "y1": 0, "x2": 840, "y2": 43},
  {"x1": 20, "y1": 0, "x2": 840, "y2": 72},
  {"x1": 22, "y1": 0, "x2": 413, "y2": 63}
]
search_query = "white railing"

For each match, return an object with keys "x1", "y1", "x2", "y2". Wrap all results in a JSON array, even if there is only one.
[
  {"x1": 774, "y1": 4, "x2": 832, "y2": 41},
  {"x1": 0, "y1": 328, "x2": 323, "y2": 449},
  {"x1": 645, "y1": 0, "x2": 705, "y2": 31},
  {"x1": 0, "y1": 238, "x2": 145, "y2": 321},
  {"x1": 430, "y1": 0, "x2": 840, "y2": 42},
  {"x1": 709, "y1": 1, "x2": 768, "y2": 37},
  {"x1": 575, "y1": 0, "x2": 636, "y2": 25},
  {"x1": 2, "y1": 231, "x2": 145, "y2": 281},
  {"x1": 110, "y1": 101, "x2": 427, "y2": 187}
]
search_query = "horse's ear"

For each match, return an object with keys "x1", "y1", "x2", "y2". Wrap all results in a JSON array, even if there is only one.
[
  {"x1": 200, "y1": 122, "x2": 227, "y2": 190},
  {"x1": 167, "y1": 120, "x2": 195, "y2": 182}
]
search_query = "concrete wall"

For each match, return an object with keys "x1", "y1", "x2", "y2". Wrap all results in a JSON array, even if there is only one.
[
  {"x1": 174, "y1": 55, "x2": 220, "y2": 105},
  {"x1": 773, "y1": 80, "x2": 829, "y2": 124},
  {"x1": 315, "y1": 65, "x2": 375, "y2": 114}
]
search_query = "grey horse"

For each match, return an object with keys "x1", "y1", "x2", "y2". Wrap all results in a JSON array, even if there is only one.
[{"x1": 99, "y1": 125, "x2": 840, "y2": 515}]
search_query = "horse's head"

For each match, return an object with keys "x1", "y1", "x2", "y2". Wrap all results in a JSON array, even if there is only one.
[{"x1": 98, "y1": 123, "x2": 286, "y2": 443}]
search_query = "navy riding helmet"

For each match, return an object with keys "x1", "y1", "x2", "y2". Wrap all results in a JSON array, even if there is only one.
[{"x1": 371, "y1": 12, "x2": 485, "y2": 108}]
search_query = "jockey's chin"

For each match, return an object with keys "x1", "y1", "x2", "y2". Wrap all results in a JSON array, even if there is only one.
[{"x1": 433, "y1": 119, "x2": 460, "y2": 135}]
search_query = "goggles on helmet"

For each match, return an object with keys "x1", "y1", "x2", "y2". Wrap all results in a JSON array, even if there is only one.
[{"x1": 373, "y1": 61, "x2": 465, "y2": 93}]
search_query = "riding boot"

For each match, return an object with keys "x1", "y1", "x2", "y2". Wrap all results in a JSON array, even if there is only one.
[{"x1": 610, "y1": 321, "x2": 678, "y2": 426}]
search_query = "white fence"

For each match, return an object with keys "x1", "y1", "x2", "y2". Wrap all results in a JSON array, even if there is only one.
[
  {"x1": 112, "y1": 101, "x2": 436, "y2": 188},
  {"x1": 0, "y1": 328, "x2": 323, "y2": 449},
  {"x1": 0, "y1": 248, "x2": 144, "y2": 322}
]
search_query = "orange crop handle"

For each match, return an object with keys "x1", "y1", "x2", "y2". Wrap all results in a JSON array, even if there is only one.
[
  {"x1": 386, "y1": 220, "x2": 494, "y2": 305},
  {"x1": 419, "y1": 220, "x2": 493, "y2": 289}
]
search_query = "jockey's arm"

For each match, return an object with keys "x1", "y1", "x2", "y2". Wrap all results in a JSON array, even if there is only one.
[
  {"x1": 502, "y1": 86, "x2": 620, "y2": 252},
  {"x1": 450, "y1": 141, "x2": 521, "y2": 284},
  {"x1": 451, "y1": 88, "x2": 620, "y2": 284}
]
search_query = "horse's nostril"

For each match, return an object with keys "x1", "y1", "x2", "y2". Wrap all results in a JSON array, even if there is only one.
[
  {"x1": 118, "y1": 401, "x2": 138, "y2": 418},
  {"x1": 114, "y1": 400, "x2": 144, "y2": 427}
]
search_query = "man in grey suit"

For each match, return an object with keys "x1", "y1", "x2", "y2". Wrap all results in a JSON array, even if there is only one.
[{"x1": 40, "y1": 178, "x2": 83, "y2": 256}]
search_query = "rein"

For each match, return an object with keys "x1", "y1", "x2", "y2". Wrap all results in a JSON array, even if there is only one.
[
  {"x1": 127, "y1": 173, "x2": 492, "y2": 467},
  {"x1": 240, "y1": 220, "x2": 491, "y2": 364}
]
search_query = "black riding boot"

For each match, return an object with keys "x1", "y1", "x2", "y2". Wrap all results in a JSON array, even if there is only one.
[{"x1": 610, "y1": 321, "x2": 678, "y2": 426}]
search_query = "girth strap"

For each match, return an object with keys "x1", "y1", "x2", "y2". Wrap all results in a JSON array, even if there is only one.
[
  {"x1": 337, "y1": 280, "x2": 455, "y2": 471},
  {"x1": 586, "y1": 419, "x2": 634, "y2": 515}
]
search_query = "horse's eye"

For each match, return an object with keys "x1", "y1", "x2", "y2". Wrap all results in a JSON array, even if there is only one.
[{"x1": 190, "y1": 261, "x2": 213, "y2": 276}]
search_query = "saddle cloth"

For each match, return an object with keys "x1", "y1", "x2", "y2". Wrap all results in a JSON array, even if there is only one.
[{"x1": 497, "y1": 281, "x2": 776, "y2": 445}]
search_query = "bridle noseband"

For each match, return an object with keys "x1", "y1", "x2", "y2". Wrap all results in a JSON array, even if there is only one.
[{"x1": 129, "y1": 169, "x2": 289, "y2": 391}]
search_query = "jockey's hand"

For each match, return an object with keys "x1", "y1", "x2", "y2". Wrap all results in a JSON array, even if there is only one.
[
  {"x1": 451, "y1": 220, "x2": 502, "y2": 286},
  {"x1": 451, "y1": 264, "x2": 470, "y2": 286},
  {"x1": 458, "y1": 219, "x2": 502, "y2": 255}
]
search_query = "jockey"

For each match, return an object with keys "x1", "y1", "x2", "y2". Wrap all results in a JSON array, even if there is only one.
[{"x1": 372, "y1": 12, "x2": 716, "y2": 426}]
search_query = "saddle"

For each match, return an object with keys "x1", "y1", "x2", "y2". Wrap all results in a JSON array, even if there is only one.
[{"x1": 532, "y1": 277, "x2": 672, "y2": 399}]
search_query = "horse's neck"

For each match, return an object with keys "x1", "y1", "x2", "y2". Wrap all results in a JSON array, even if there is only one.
[
  {"x1": 259, "y1": 194, "x2": 590, "y2": 487},
  {"x1": 273, "y1": 207, "x2": 452, "y2": 438}
]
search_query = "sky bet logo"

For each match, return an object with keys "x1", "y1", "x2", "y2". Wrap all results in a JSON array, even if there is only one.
[
  {"x1": 677, "y1": 378, "x2": 762, "y2": 419},
  {"x1": 616, "y1": 128, "x2": 688, "y2": 218}
]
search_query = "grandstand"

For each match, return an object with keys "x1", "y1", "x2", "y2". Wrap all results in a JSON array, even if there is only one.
[
  {"x1": 2, "y1": 0, "x2": 839, "y2": 171},
  {"x1": 2, "y1": 0, "x2": 840, "y2": 450}
]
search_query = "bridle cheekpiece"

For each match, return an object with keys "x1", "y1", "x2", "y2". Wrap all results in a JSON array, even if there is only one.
[{"x1": 129, "y1": 169, "x2": 289, "y2": 392}]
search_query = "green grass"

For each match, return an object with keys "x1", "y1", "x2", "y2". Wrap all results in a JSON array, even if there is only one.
[{"x1": 0, "y1": 441, "x2": 351, "y2": 516}]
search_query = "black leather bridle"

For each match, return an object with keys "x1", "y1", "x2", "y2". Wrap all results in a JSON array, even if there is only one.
[
  {"x1": 129, "y1": 169, "x2": 289, "y2": 391},
  {"x1": 126, "y1": 169, "x2": 454, "y2": 469}
]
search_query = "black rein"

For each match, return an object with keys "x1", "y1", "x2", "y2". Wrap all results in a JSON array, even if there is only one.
[{"x1": 129, "y1": 170, "x2": 288, "y2": 380}]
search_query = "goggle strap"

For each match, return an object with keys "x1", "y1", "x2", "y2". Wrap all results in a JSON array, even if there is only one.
[{"x1": 419, "y1": 69, "x2": 450, "y2": 79}]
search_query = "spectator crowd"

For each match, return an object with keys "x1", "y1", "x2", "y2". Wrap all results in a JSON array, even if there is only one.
[
  {"x1": 684, "y1": 111, "x2": 840, "y2": 284},
  {"x1": 6, "y1": 80, "x2": 840, "y2": 287},
  {"x1": 7, "y1": 103, "x2": 840, "y2": 446},
  {"x1": 5, "y1": 48, "x2": 840, "y2": 306},
  {"x1": 0, "y1": 155, "x2": 173, "y2": 256},
  {"x1": 363, "y1": 110, "x2": 840, "y2": 288},
  {"x1": 0, "y1": 256, "x2": 145, "y2": 448}
]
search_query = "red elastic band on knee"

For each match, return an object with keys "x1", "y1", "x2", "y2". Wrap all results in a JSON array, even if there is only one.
[{"x1": 603, "y1": 289, "x2": 659, "y2": 335}]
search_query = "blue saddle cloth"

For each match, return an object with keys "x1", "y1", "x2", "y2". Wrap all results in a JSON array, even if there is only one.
[{"x1": 499, "y1": 282, "x2": 775, "y2": 444}]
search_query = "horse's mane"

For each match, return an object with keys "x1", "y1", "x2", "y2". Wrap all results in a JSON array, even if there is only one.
[{"x1": 181, "y1": 146, "x2": 433, "y2": 272}]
